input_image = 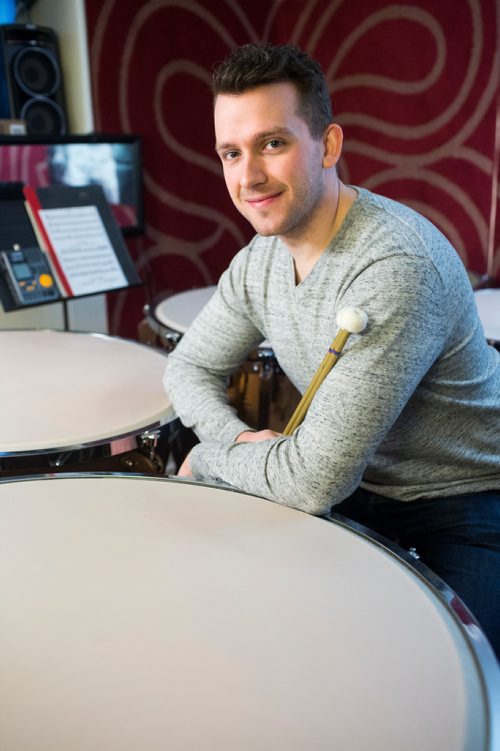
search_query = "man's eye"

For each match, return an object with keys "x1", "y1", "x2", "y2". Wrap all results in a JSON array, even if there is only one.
[
  {"x1": 266, "y1": 139, "x2": 283, "y2": 150},
  {"x1": 224, "y1": 150, "x2": 239, "y2": 161}
]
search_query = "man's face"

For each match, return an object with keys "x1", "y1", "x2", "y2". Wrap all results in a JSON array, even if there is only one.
[{"x1": 214, "y1": 82, "x2": 328, "y2": 241}]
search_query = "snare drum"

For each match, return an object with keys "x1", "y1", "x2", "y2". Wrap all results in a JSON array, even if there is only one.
[
  {"x1": 143, "y1": 287, "x2": 299, "y2": 431},
  {"x1": 0, "y1": 330, "x2": 178, "y2": 475},
  {"x1": 474, "y1": 288, "x2": 500, "y2": 349},
  {"x1": 0, "y1": 473, "x2": 498, "y2": 750}
]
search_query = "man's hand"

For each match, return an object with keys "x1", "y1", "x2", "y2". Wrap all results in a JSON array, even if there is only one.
[
  {"x1": 177, "y1": 429, "x2": 282, "y2": 477},
  {"x1": 236, "y1": 429, "x2": 281, "y2": 443}
]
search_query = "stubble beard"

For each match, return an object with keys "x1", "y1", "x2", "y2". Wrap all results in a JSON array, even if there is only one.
[{"x1": 239, "y1": 167, "x2": 326, "y2": 240}]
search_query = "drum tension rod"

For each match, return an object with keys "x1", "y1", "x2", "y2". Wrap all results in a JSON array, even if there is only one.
[{"x1": 139, "y1": 430, "x2": 160, "y2": 460}]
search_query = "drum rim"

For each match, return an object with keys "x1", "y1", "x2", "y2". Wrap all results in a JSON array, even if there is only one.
[
  {"x1": 1, "y1": 468, "x2": 499, "y2": 747},
  {"x1": 0, "y1": 326, "x2": 174, "y2": 356},
  {"x1": 474, "y1": 288, "x2": 500, "y2": 297},
  {"x1": 145, "y1": 286, "x2": 217, "y2": 335},
  {"x1": 473, "y1": 288, "x2": 500, "y2": 344},
  {"x1": 0, "y1": 416, "x2": 175, "y2": 460},
  {"x1": 144, "y1": 291, "x2": 273, "y2": 351},
  {"x1": 0, "y1": 329, "x2": 176, "y2": 459},
  {"x1": 327, "y1": 508, "x2": 500, "y2": 746}
]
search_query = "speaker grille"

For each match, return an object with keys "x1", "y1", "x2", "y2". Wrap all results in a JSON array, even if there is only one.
[{"x1": 0, "y1": 23, "x2": 68, "y2": 135}]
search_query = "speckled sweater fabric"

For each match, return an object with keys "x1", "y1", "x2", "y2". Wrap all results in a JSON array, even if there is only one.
[{"x1": 163, "y1": 188, "x2": 500, "y2": 514}]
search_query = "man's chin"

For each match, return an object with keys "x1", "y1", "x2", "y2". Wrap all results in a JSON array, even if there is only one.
[
  {"x1": 237, "y1": 206, "x2": 288, "y2": 237},
  {"x1": 243, "y1": 217, "x2": 283, "y2": 237},
  {"x1": 255, "y1": 228, "x2": 278, "y2": 237}
]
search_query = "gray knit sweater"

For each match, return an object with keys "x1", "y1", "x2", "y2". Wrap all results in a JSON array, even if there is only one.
[{"x1": 163, "y1": 188, "x2": 500, "y2": 514}]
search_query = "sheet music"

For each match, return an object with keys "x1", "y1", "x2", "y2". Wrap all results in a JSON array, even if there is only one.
[{"x1": 38, "y1": 205, "x2": 128, "y2": 295}]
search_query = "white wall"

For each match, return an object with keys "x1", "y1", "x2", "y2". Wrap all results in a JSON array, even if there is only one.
[
  {"x1": 30, "y1": 0, "x2": 94, "y2": 134},
  {"x1": 0, "y1": 0, "x2": 108, "y2": 333}
]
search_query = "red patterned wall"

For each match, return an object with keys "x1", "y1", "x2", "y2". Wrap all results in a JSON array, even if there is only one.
[{"x1": 84, "y1": 0, "x2": 500, "y2": 338}]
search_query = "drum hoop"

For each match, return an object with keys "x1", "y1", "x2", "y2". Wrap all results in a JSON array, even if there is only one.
[
  {"x1": 474, "y1": 288, "x2": 500, "y2": 344},
  {"x1": 0, "y1": 326, "x2": 173, "y2": 355},
  {"x1": 0, "y1": 416, "x2": 174, "y2": 460},
  {"x1": 327, "y1": 509, "x2": 500, "y2": 745},
  {"x1": 144, "y1": 298, "x2": 174, "y2": 338},
  {"x1": 474, "y1": 288, "x2": 500, "y2": 298},
  {"x1": 144, "y1": 311, "x2": 180, "y2": 341},
  {"x1": 1, "y1": 468, "x2": 499, "y2": 740},
  {"x1": 145, "y1": 287, "x2": 217, "y2": 336},
  {"x1": 0, "y1": 329, "x2": 175, "y2": 460}
]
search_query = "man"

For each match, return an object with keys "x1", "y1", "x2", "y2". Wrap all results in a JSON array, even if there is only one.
[{"x1": 163, "y1": 44, "x2": 500, "y2": 656}]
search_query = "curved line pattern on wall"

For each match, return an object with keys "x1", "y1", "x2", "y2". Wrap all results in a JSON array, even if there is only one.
[{"x1": 84, "y1": 0, "x2": 500, "y2": 337}]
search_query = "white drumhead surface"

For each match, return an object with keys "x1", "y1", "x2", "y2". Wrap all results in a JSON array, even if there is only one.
[
  {"x1": 155, "y1": 286, "x2": 217, "y2": 333},
  {"x1": 0, "y1": 475, "x2": 488, "y2": 751},
  {"x1": 0, "y1": 330, "x2": 175, "y2": 452},
  {"x1": 474, "y1": 288, "x2": 500, "y2": 341}
]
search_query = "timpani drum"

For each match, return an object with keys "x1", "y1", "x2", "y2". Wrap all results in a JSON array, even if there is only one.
[
  {"x1": 0, "y1": 473, "x2": 498, "y2": 751},
  {"x1": 474, "y1": 288, "x2": 500, "y2": 349},
  {"x1": 0, "y1": 330, "x2": 177, "y2": 475},
  {"x1": 145, "y1": 285, "x2": 218, "y2": 350},
  {"x1": 143, "y1": 286, "x2": 299, "y2": 431}
]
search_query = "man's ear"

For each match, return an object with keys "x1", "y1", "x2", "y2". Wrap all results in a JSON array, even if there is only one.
[{"x1": 322, "y1": 124, "x2": 343, "y2": 169}]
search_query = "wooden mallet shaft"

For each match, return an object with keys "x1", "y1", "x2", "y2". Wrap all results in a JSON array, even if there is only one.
[{"x1": 283, "y1": 308, "x2": 368, "y2": 436}]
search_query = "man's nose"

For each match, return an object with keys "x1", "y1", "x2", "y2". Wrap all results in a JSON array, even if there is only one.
[{"x1": 239, "y1": 155, "x2": 267, "y2": 189}]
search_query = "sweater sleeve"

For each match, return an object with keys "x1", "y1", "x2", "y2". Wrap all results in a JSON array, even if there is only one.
[
  {"x1": 188, "y1": 256, "x2": 448, "y2": 514},
  {"x1": 163, "y1": 247, "x2": 267, "y2": 443}
]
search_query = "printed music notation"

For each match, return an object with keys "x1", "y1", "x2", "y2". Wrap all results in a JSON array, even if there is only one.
[{"x1": 38, "y1": 205, "x2": 128, "y2": 296}]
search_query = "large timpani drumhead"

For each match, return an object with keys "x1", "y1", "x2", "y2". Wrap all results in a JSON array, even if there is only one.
[
  {"x1": 474, "y1": 288, "x2": 500, "y2": 346},
  {"x1": 0, "y1": 474, "x2": 497, "y2": 751},
  {"x1": 0, "y1": 330, "x2": 175, "y2": 467}
]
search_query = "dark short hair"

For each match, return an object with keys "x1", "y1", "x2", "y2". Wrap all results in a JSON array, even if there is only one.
[{"x1": 212, "y1": 43, "x2": 333, "y2": 139}]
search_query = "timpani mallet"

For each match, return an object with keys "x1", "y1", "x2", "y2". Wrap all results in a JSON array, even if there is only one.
[{"x1": 283, "y1": 307, "x2": 368, "y2": 436}]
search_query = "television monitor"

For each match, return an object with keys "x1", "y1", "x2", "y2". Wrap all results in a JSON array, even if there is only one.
[{"x1": 0, "y1": 133, "x2": 144, "y2": 235}]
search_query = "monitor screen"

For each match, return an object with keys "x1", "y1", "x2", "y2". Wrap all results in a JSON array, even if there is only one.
[{"x1": 0, "y1": 133, "x2": 144, "y2": 235}]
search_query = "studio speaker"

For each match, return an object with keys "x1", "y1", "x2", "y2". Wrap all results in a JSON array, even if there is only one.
[{"x1": 0, "y1": 23, "x2": 68, "y2": 135}]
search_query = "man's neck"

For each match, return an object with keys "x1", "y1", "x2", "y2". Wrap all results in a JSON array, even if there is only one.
[{"x1": 283, "y1": 182, "x2": 357, "y2": 283}]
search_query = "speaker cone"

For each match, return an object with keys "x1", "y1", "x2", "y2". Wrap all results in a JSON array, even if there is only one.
[
  {"x1": 14, "y1": 46, "x2": 61, "y2": 97},
  {"x1": 20, "y1": 96, "x2": 66, "y2": 136}
]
